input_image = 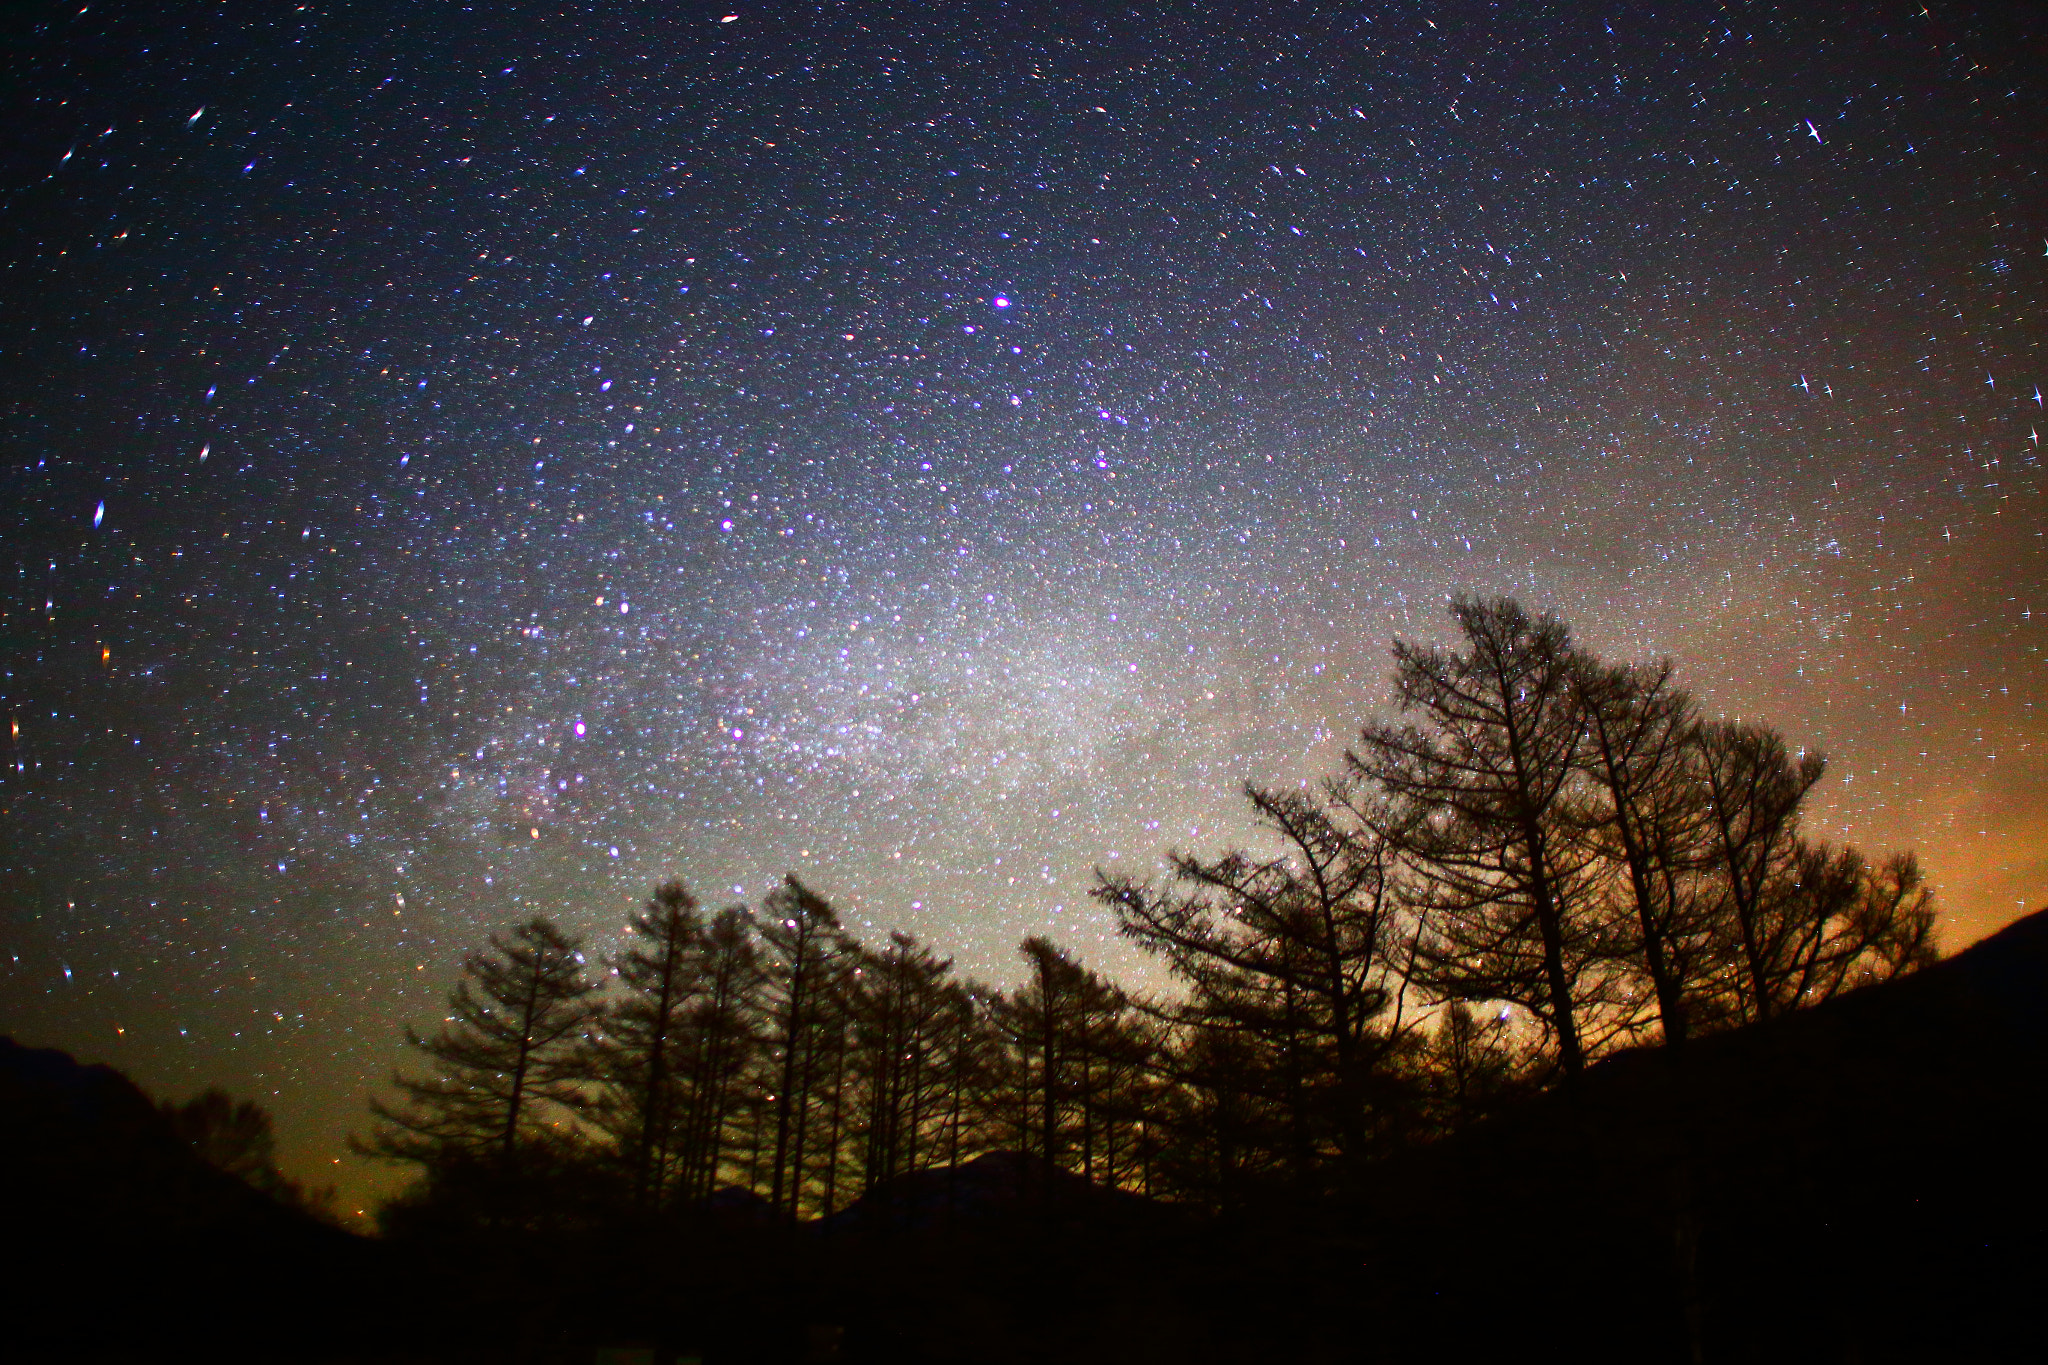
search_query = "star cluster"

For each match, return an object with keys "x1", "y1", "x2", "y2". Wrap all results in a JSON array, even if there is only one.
[{"x1": 2, "y1": 0, "x2": 2042, "y2": 1211}]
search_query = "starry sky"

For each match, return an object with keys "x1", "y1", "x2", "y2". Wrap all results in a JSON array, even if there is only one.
[{"x1": 3, "y1": 0, "x2": 2043, "y2": 1215}]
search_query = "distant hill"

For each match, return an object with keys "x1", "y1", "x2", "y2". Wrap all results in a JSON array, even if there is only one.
[
  {"x1": 0, "y1": 1037, "x2": 308, "y2": 1236},
  {"x1": 0, "y1": 1037, "x2": 381, "y2": 1361}
]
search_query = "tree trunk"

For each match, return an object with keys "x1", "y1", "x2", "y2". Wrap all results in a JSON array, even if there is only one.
[{"x1": 502, "y1": 957, "x2": 545, "y2": 1159}]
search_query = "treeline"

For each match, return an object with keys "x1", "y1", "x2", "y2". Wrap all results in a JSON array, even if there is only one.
[
  {"x1": 360, "y1": 598, "x2": 1938, "y2": 1219},
  {"x1": 361, "y1": 886, "x2": 1152, "y2": 1223}
]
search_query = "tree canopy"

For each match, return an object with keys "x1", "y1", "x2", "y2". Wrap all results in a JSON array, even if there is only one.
[{"x1": 362, "y1": 597, "x2": 1940, "y2": 1218}]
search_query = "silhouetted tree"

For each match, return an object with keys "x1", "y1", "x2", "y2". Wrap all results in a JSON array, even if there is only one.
[
  {"x1": 812, "y1": 998, "x2": 854, "y2": 1215},
  {"x1": 991, "y1": 937, "x2": 1081, "y2": 1170},
  {"x1": 849, "y1": 931, "x2": 958, "y2": 1194},
  {"x1": 592, "y1": 882, "x2": 705, "y2": 1208},
  {"x1": 756, "y1": 875, "x2": 852, "y2": 1218},
  {"x1": 672, "y1": 905, "x2": 764, "y2": 1202},
  {"x1": 163, "y1": 1088, "x2": 280, "y2": 1185},
  {"x1": 986, "y1": 935, "x2": 1149, "y2": 1191},
  {"x1": 1422, "y1": 1002, "x2": 1528, "y2": 1130},
  {"x1": 930, "y1": 978, "x2": 1013, "y2": 1203},
  {"x1": 1849, "y1": 851, "x2": 1941, "y2": 982},
  {"x1": 1152, "y1": 1018, "x2": 1292, "y2": 1199},
  {"x1": 1704, "y1": 827, "x2": 1939, "y2": 1024},
  {"x1": 1694, "y1": 720, "x2": 1833, "y2": 1024},
  {"x1": 1350, "y1": 596, "x2": 1632, "y2": 1073},
  {"x1": 1572, "y1": 657, "x2": 1715, "y2": 1047},
  {"x1": 362, "y1": 917, "x2": 602, "y2": 1168},
  {"x1": 162, "y1": 1088, "x2": 339, "y2": 1220},
  {"x1": 354, "y1": 597, "x2": 1951, "y2": 1245},
  {"x1": 1067, "y1": 984, "x2": 1158, "y2": 1188},
  {"x1": 1097, "y1": 778, "x2": 1420, "y2": 1179}
]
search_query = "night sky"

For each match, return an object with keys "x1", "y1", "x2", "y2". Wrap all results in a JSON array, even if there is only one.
[{"x1": 4, "y1": 1, "x2": 2043, "y2": 1216}]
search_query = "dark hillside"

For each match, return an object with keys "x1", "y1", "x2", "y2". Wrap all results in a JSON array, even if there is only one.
[
  {"x1": 820, "y1": 1148, "x2": 1178, "y2": 1233},
  {"x1": 547, "y1": 910, "x2": 2048, "y2": 1365},
  {"x1": 0, "y1": 1037, "x2": 388, "y2": 1361},
  {"x1": 1348, "y1": 907, "x2": 2048, "y2": 1364},
  {"x1": 2, "y1": 908, "x2": 2040, "y2": 1363}
]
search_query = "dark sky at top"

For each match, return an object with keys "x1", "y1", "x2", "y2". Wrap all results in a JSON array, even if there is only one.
[{"x1": 3, "y1": 0, "x2": 2043, "y2": 1214}]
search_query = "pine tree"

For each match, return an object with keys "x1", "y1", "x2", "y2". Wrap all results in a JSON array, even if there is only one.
[
  {"x1": 672, "y1": 905, "x2": 763, "y2": 1202},
  {"x1": 593, "y1": 882, "x2": 705, "y2": 1208},
  {"x1": 756, "y1": 875, "x2": 851, "y2": 1218},
  {"x1": 363, "y1": 917, "x2": 601, "y2": 1168},
  {"x1": 849, "y1": 931, "x2": 957, "y2": 1194}
]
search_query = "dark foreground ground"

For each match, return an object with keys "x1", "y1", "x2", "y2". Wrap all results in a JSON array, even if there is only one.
[{"x1": 6, "y1": 907, "x2": 2044, "y2": 1365}]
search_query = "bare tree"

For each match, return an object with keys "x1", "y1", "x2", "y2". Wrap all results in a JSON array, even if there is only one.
[
  {"x1": 1066, "y1": 982, "x2": 1158, "y2": 1189},
  {"x1": 933, "y1": 978, "x2": 1011, "y2": 1197},
  {"x1": 1422, "y1": 1002, "x2": 1529, "y2": 1130},
  {"x1": 1349, "y1": 596, "x2": 1630, "y2": 1074},
  {"x1": 1572, "y1": 658, "x2": 1715, "y2": 1047},
  {"x1": 979, "y1": 939, "x2": 1111, "y2": 1170},
  {"x1": 1097, "y1": 778, "x2": 1418, "y2": 1176},
  {"x1": 1694, "y1": 720, "x2": 1830, "y2": 1024},
  {"x1": 992, "y1": 937, "x2": 1083, "y2": 1171},
  {"x1": 1847, "y1": 851, "x2": 1941, "y2": 983},
  {"x1": 163, "y1": 1089, "x2": 339, "y2": 1219},
  {"x1": 1144, "y1": 1018, "x2": 1292, "y2": 1200},
  {"x1": 849, "y1": 931, "x2": 957, "y2": 1193}
]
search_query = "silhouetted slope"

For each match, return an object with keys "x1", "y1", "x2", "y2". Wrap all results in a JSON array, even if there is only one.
[
  {"x1": 6, "y1": 910, "x2": 2038, "y2": 1364},
  {"x1": 1, "y1": 1037, "x2": 297, "y2": 1234},
  {"x1": 0, "y1": 1037, "x2": 385, "y2": 1362},
  {"x1": 1350, "y1": 908, "x2": 2048, "y2": 1364}
]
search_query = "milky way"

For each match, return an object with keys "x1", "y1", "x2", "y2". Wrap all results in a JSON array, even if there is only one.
[{"x1": 4, "y1": 1, "x2": 2043, "y2": 1211}]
